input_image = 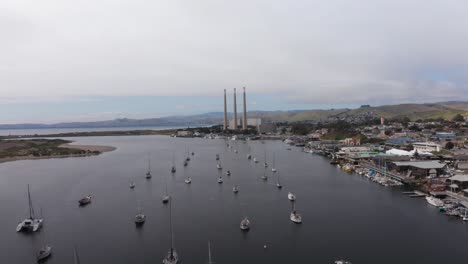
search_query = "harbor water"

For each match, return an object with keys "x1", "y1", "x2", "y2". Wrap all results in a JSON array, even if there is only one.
[{"x1": 1, "y1": 135, "x2": 467, "y2": 263}]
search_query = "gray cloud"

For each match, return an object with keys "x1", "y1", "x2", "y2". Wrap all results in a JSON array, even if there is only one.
[{"x1": 1, "y1": 0, "x2": 468, "y2": 104}]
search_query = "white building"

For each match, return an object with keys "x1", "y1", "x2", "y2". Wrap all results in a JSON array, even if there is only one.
[{"x1": 413, "y1": 142, "x2": 441, "y2": 153}]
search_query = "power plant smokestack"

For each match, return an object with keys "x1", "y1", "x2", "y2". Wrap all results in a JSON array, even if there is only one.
[
  {"x1": 223, "y1": 89, "x2": 228, "y2": 130},
  {"x1": 233, "y1": 88, "x2": 238, "y2": 130},
  {"x1": 242, "y1": 87, "x2": 247, "y2": 130}
]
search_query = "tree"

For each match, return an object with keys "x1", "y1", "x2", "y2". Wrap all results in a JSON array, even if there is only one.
[
  {"x1": 452, "y1": 114, "x2": 465, "y2": 122},
  {"x1": 445, "y1": 141, "x2": 455, "y2": 150}
]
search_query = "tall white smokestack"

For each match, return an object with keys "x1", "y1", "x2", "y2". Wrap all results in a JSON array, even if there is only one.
[
  {"x1": 233, "y1": 88, "x2": 237, "y2": 130},
  {"x1": 242, "y1": 87, "x2": 247, "y2": 130},
  {"x1": 223, "y1": 89, "x2": 228, "y2": 130}
]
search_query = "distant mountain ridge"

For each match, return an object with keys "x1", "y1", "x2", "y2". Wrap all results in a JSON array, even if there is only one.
[{"x1": 0, "y1": 101, "x2": 466, "y2": 129}]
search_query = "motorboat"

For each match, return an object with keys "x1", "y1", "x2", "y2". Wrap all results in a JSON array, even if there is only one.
[
  {"x1": 288, "y1": 192, "x2": 296, "y2": 201},
  {"x1": 16, "y1": 185, "x2": 43, "y2": 233},
  {"x1": 426, "y1": 196, "x2": 444, "y2": 207},
  {"x1": 272, "y1": 168, "x2": 277, "y2": 172},
  {"x1": 78, "y1": 195, "x2": 92, "y2": 206},
  {"x1": 162, "y1": 195, "x2": 170, "y2": 204},
  {"x1": 185, "y1": 178, "x2": 192, "y2": 184},
  {"x1": 37, "y1": 245, "x2": 52, "y2": 262},
  {"x1": 240, "y1": 217, "x2": 250, "y2": 231},
  {"x1": 233, "y1": 186, "x2": 239, "y2": 193}
]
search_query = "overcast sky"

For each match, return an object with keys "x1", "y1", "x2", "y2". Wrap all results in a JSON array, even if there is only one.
[{"x1": 1, "y1": 0, "x2": 468, "y2": 123}]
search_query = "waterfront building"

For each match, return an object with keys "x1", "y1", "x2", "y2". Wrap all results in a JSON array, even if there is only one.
[
  {"x1": 390, "y1": 161, "x2": 447, "y2": 178},
  {"x1": 447, "y1": 174, "x2": 468, "y2": 193},
  {"x1": 412, "y1": 142, "x2": 442, "y2": 153}
]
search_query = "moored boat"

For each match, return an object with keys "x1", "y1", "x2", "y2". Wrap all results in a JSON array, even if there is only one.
[
  {"x1": 426, "y1": 196, "x2": 444, "y2": 207},
  {"x1": 240, "y1": 217, "x2": 250, "y2": 231},
  {"x1": 37, "y1": 245, "x2": 52, "y2": 262},
  {"x1": 78, "y1": 195, "x2": 92, "y2": 206}
]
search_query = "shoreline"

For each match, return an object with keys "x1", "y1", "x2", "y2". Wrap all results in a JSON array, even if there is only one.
[{"x1": 0, "y1": 142, "x2": 116, "y2": 165}]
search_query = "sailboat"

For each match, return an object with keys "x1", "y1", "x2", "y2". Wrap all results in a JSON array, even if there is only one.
[
  {"x1": 233, "y1": 186, "x2": 239, "y2": 193},
  {"x1": 290, "y1": 201, "x2": 302, "y2": 224},
  {"x1": 184, "y1": 177, "x2": 191, "y2": 184},
  {"x1": 162, "y1": 175, "x2": 170, "y2": 204},
  {"x1": 16, "y1": 184, "x2": 43, "y2": 232},
  {"x1": 37, "y1": 209, "x2": 52, "y2": 262},
  {"x1": 253, "y1": 157, "x2": 259, "y2": 163},
  {"x1": 207, "y1": 241, "x2": 214, "y2": 264},
  {"x1": 240, "y1": 217, "x2": 250, "y2": 231},
  {"x1": 134, "y1": 205, "x2": 146, "y2": 226},
  {"x1": 276, "y1": 172, "x2": 282, "y2": 189},
  {"x1": 263, "y1": 149, "x2": 268, "y2": 167},
  {"x1": 288, "y1": 192, "x2": 296, "y2": 201},
  {"x1": 215, "y1": 154, "x2": 220, "y2": 161},
  {"x1": 261, "y1": 168, "x2": 268, "y2": 181},
  {"x1": 271, "y1": 154, "x2": 277, "y2": 172},
  {"x1": 217, "y1": 176, "x2": 223, "y2": 184},
  {"x1": 37, "y1": 245, "x2": 52, "y2": 262},
  {"x1": 146, "y1": 157, "x2": 152, "y2": 179},
  {"x1": 171, "y1": 154, "x2": 176, "y2": 173},
  {"x1": 226, "y1": 170, "x2": 231, "y2": 176},
  {"x1": 78, "y1": 195, "x2": 92, "y2": 206},
  {"x1": 216, "y1": 163, "x2": 222, "y2": 170},
  {"x1": 162, "y1": 198, "x2": 179, "y2": 264},
  {"x1": 186, "y1": 147, "x2": 191, "y2": 162},
  {"x1": 129, "y1": 180, "x2": 136, "y2": 189}
]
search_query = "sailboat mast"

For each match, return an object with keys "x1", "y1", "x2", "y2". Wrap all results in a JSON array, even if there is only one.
[
  {"x1": 208, "y1": 241, "x2": 213, "y2": 264},
  {"x1": 74, "y1": 246, "x2": 81, "y2": 264},
  {"x1": 27, "y1": 184, "x2": 35, "y2": 219},
  {"x1": 169, "y1": 197, "x2": 174, "y2": 258}
]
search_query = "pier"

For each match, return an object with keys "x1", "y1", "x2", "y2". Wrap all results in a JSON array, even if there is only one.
[{"x1": 359, "y1": 161, "x2": 407, "y2": 183}]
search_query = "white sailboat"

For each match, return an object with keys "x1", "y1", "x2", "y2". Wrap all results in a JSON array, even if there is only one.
[
  {"x1": 276, "y1": 172, "x2": 282, "y2": 189},
  {"x1": 290, "y1": 201, "x2": 302, "y2": 223},
  {"x1": 162, "y1": 175, "x2": 170, "y2": 204},
  {"x1": 253, "y1": 157, "x2": 259, "y2": 163},
  {"x1": 171, "y1": 154, "x2": 176, "y2": 173},
  {"x1": 263, "y1": 150, "x2": 268, "y2": 167},
  {"x1": 16, "y1": 185, "x2": 43, "y2": 232},
  {"x1": 216, "y1": 163, "x2": 222, "y2": 170},
  {"x1": 288, "y1": 192, "x2": 296, "y2": 201},
  {"x1": 271, "y1": 154, "x2": 277, "y2": 172},
  {"x1": 134, "y1": 206, "x2": 146, "y2": 225},
  {"x1": 78, "y1": 195, "x2": 92, "y2": 206},
  {"x1": 240, "y1": 217, "x2": 250, "y2": 231},
  {"x1": 217, "y1": 176, "x2": 223, "y2": 184},
  {"x1": 162, "y1": 198, "x2": 179, "y2": 264},
  {"x1": 146, "y1": 157, "x2": 152, "y2": 179},
  {"x1": 261, "y1": 167, "x2": 268, "y2": 181},
  {"x1": 226, "y1": 170, "x2": 231, "y2": 176},
  {"x1": 129, "y1": 181, "x2": 136, "y2": 189},
  {"x1": 184, "y1": 177, "x2": 192, "y2": 184},
  {"x1": 233, "y1": 186, "x2": 239, "y2": 193},
  {"x1": 37, "y1": 245, "x2": 52, "y2": 262}
]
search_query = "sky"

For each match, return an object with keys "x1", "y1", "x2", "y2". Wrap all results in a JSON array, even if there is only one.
[{"x1": 1, "y1": 0, "x2": 468, "y2": 123}]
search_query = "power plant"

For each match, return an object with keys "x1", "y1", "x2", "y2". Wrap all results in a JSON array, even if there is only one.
[{"x1": 223, "y1": 87, "x2": 248, "y2": 131}]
